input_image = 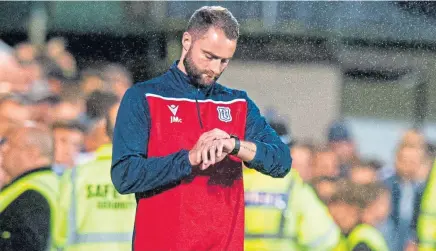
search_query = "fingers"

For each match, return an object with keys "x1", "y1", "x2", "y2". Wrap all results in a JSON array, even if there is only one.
[
  {"x1": 209, "y1": 145, "x2": 216, "y2": 165},
  {"x1": 199, "y1": 140, "x2": 229, "y2": 170},
  {"x1": 199, "y1": 128, "x2": 230, "y2": 143},
  {"x1": 216, "y1": 140, "x2": 224, "y2": 159}
]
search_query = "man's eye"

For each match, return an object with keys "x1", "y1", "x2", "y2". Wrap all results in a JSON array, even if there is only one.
[{"x1": 205, "y1": 54, "x2": 213, "y2": 60}]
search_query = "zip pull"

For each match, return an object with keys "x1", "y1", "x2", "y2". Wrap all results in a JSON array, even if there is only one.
[{"x1": 196, "y1": 88, "x2": 204, "y2": 129}]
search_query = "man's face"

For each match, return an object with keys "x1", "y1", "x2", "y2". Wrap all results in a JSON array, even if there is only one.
[
  {"x1": 314, "y1": 180, "x2": 337, "y2": 203},
  {"x1": 312, "y1": 151, "x2": 339, "y2": 178},
  {"x1": 54, "y1": 128, "x2": 84, "y2": 168},
  {"x1": 362, "y1": 191, "x2": 390, "y2": 226},
  {"x1": 395, "y1": 146, "x2": 422, "y2": 180},
  {"x1": 183, "y1": 27, "x2": 237, "y2": 86},
  {"x1": 0, "y1": 100, "x2": 30, "y2": 124},
  {"x1": 330, "y1": 140, "x2": 355, "y2": 164},
  {"x1": 1, "y1": 131, "x2": 30, "y2": 175},
  {"x1": 350, "y1": 166, "x2": 377, "y2": 185},
  {"x1": 290, "y1": 146, "x2": 312, "y2": 181},
  {"x1": 328, "y1": 202, "x2": 360, "y2": 234}
]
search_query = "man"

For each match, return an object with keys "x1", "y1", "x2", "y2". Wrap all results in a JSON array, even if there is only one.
[
  {"x1": 0, "y1": 94, "x2": 32, "y2": 128},
  {"x1": 101, "y1": 63, "x2": 133, "y2": 99},
  {"x1": 291, "y1": 142, "x2": 314, "y2": 182},
  {"x1": 0, "y1": 125, "x2": 59, "y2": 251},
  {"x1": 311, "y1": 146, "x2": 340, "y2": 179},
  {"x1": 53, "y1": 82, "x2": 86, "y2": 122},
  {"x1": 111, "y1": 6, "x2": 291, "y2": 251},
  {"x1": 244, "y1": 122, "x2": 339, "y2": 250},
  {"x1": 349, "y1": 158, "x2": 383, "y2": 185},
  {"x1": 52, "y1": 120, "x2": 86, "y2": 176},
  {"x1": 244, "y1": 169, "x2": 340, "y2": 251},
  {"x1": 328, "y1": 181, "x2": 389, "y2": 251},
  {"x1": 383, "y1": 143, "x2": 427, "y2": 251},
  {"x1": 57, "y1": 102, "x2": 136, "y2": 251},
  {"x1": 327, "y1": 120, "x2": 357, "y2": 177},
  {"x1": 78, "y1": 91, "x2": 119, "y2": 165}
]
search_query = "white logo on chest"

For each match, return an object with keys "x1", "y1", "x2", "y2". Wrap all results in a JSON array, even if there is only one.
[
  {"x1": 168, "y1": 104, "x2": 182, "y2": 123},
  {"x1": 217, "y1": 106, "x2": 232, "y2": 122}
]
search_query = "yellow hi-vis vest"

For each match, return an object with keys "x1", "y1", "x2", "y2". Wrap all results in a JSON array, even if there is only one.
[
  {"x1": 332, "y1": 235, "x2": 348, "y2": 251},
  {"x1": 348, "y1": 224, "x2": 389, "y2": 251},
  {"x1": 0, "y1": 169, "x2": 60, "y2": 251},
  {"x1": 56, "y1": 144, "x2": 136, "y2": 251},
  {"x1": 417, "y1": 162, "x2": 436, "y2": 251},
  {"x1": 244, "y1": 168, "x2": 340, "y2": 251}
]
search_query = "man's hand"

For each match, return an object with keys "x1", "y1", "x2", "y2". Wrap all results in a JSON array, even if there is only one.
[
  {"x1": 197, "y1": 138, "x2": 236, "y2": 170},
  {"x1": 189, "y1": 129, "x2": 230, "y2": 168}
]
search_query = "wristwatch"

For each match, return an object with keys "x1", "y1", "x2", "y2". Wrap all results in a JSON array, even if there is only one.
[{"x1": 230, "y1": 135, "x2": 240, "y2": 156}]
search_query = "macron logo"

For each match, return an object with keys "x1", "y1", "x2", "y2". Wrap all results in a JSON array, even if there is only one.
[
  {"x1": 168, "y1": 104, "x2": 179, "y2": 116},
  {"x1": 168, "y1": 104, "x2": 182, "y2": 123}
]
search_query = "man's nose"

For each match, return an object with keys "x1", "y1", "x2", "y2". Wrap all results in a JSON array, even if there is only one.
[{"x1": 209, "y1": 59, "x2": 221, "y2": 75}]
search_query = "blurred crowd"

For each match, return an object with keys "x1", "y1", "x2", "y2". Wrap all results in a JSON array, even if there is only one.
[
  {"x1": 271, "y1": 119, "x2": 434, "y2": 250},
  {"x1": 0, "y1": 37, "x2": 132, "y2": 185},
  {"x1": 0, "y1": 36, "x2": 435, "y2": 251}
]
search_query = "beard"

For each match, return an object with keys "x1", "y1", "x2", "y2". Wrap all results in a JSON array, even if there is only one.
[{"x1": 183, "y1": 49, "x2": 221, "y2": 87}]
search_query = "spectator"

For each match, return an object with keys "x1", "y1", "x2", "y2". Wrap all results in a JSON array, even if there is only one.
[
  {"x1": 101, "y1": 63, "x2": 133, "y2": 99},
  {"x1": 0, "y1": 125, "x2": 60, "y2": 251},
  {"x1": 383, "y1": 143, "x2": 427, "y2": 251},
  {"x1": 76, "y1": 91, "x2": 119, "y2": 164},
  {"x1": 327, "y1": 120, "x2": 358, "y2": 177},
  {"x1": 0, "y1": 40, "x2": 28, "y2": 93},
  {"x1": 14, "y1": 42, "x2": 39, "y2": 65},
  {"x1": 85, "y1": 90, "x2": 119, "y2": 121},
  {"x1": 45, "y1": 37, "x2": 67, "y2": 60},
  {"x1": 361, "y1": 182, "x2": 391, "y2": 230},
  {"x1": 350, "y1": 158, "x2": 383, "y2": 185},
  {"x1": 52, "y1": 121, "x2": 86, "y2": 176},
  {"x1": 312, "y1": 146, "x2": 340, "y2": 179},
  {"x1": 290, "y1": 141, "x2": 314, "y2": 182},
  {"x1": 327, "y1": 180, "x2": 365, "y2": 235},
  {"x1": 310, "y1": 176, "x2": 340, "y2": 204},
  {"x1": 26, "y1": 83, "x2": 61, "y2": 126},
  {"x1": 53, "y1": 82, "x2": 86, "y2": 122},
  {"x1": 0, "y1": 94, "x2": 32, "y2": 127},
  {"x1": 400, "y1": 128, "x2": 426, "y2": 149},
  {"x1": 327, "y1": 180, "x2": 389, "y2": 251},
  {"x1": 80, "y1": 66, "x2": 105, "y2": 96}
]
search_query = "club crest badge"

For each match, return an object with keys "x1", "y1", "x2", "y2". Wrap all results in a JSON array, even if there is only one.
[{"x1": 217, "y1": 106, "x2": 232, "y2": 122}]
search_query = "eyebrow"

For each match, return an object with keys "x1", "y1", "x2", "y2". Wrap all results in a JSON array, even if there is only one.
[{"x1": 202, "y1": 49, "x2": 232, "y2": 60}]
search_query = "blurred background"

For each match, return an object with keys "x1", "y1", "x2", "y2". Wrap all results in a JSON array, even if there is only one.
[{"x1": 1, "y1": 1, "x2": 436, "y2": 250}]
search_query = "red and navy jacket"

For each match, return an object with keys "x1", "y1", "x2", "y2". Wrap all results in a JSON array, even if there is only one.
[{"x1": 111, "y1": 61, "x2": 292, "y2": 251}]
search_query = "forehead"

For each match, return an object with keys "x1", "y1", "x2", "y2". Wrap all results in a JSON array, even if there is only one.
[
  {"x1": 54, "y1": 127, "x2": 84, "y2": 136},
  {"x1": 193, "y1": 27, "x2": 237, "y2": 58}
]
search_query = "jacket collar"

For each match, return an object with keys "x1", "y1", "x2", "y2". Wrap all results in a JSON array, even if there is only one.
[{"x1": 95, "y1": 144, "x2": 112, "y2": 160}]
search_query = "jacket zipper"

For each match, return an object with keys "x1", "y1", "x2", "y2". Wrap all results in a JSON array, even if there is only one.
[{"x1": 196, "y1": 88, "x2": 204, "y2": 129}]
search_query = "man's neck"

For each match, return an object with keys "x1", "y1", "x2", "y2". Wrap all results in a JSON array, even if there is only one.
[{"x1": 177, "y1": 58, "x2": 187, "y2": 75}]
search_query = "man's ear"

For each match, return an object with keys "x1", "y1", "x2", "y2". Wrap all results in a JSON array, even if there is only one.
[{"x1": 182, "y1": 32, "x2": 192, "y2": 51}]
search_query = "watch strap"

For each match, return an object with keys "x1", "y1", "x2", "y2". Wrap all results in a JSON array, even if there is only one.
[{"x1": 230, "y1": 135, "x2": 240, "y2": 156}]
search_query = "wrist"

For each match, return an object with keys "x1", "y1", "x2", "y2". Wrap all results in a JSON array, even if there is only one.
[{"x1": 188, "y1": 150, "x2": 198, "y2": 166}]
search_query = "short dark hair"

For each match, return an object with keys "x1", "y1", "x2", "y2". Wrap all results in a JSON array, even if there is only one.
[
  {"x1": 351, "y1": 158, "x2": 383, "y2": 171},
  {"x1": 86, "y1": 91, "x2": 119, "y2": 120},
  {"x1": 187, "y1": 6, "x2": 239, "y2": 40},
  {"x1": 328, "y1": 179, "x2": 368, "y2": 208}
]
